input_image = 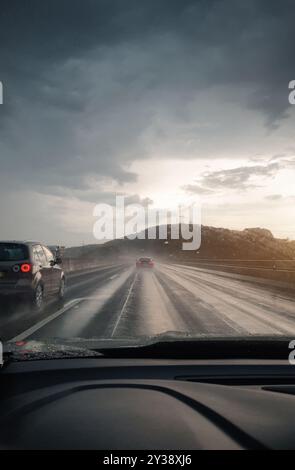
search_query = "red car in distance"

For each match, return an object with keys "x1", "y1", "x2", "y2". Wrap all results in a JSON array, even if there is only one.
[{"x1": 136, "y1": 257, "x2": 154, "y2": 268}]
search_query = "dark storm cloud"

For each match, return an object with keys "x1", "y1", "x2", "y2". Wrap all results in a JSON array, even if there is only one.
[
  {"x1": 42, "y1": 187, "x2": 153, "y2": 206},
  {"x1": 0, "y1": 0, "x2": 294, "y2": 193}
]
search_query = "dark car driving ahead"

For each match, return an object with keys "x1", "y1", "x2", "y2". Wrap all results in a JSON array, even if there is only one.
[{"x1": 0, "y1": 241, "x2": 66, "y2": 310}]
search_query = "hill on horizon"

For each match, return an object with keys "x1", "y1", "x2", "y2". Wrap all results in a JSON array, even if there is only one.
[{"x1": 63, "y1": 225, "x2": 295, "y2": 262}]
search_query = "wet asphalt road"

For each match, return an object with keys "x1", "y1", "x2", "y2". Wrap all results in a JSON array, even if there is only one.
[{"x1": 1, "y1": 262, "x2": 295, "y2": 342}]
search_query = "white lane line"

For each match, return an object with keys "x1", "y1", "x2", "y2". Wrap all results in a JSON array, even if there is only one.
[
  {"x1": 9, "y1": 268, "x2": 131, "y2": 342},
  {"x1": 9, "y1": 299, "x2": 82, "y2": 342},
  {"x1": 110, "y1": 273, "x2": 138, "y2": 337}
]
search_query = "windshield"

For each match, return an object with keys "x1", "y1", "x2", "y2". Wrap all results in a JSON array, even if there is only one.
[{"x1": 1, "y1": 1, "x2": 295, "y2": 357}]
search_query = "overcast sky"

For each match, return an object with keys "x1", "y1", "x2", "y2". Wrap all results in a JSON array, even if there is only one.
[{"x1": 0, "y1": 0, "x2": 295, "y2": 245}]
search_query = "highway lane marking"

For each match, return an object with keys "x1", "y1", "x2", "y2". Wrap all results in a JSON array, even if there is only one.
[
  {"x1": 9, "y1": 299, "x2": 82, "y2": 342},
  {"x1": 159, "y1": 264, "x2": 295, "y2": 334},
  {"x1": 108, "y1": 274, "x2": 119, "y2": 280},
  {"x1": 8, "y1": 269, "x2": 133, "y2": 342},
  {"x1": 110, "y1": 272, "x2": 138, "y2": 337}
]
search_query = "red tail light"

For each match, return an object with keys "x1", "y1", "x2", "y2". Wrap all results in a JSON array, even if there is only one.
[{"x1": 20, "y1": 263, "x2": 31, "y2": 273}]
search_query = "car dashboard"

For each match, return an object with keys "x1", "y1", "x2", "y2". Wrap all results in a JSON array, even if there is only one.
[{"x1": 1, "y1": 358, "x2": 295, "y2": 449}]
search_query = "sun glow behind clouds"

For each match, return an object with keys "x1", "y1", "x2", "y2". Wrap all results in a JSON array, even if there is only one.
[{"x1": 122, "y1": 156, "x2": 295, "y2": 238}]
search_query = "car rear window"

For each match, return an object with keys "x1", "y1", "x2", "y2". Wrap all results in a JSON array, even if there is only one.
[{"x1": 0, "y1": 243, "x2": 29, "y2": 261}]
